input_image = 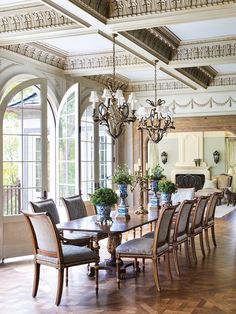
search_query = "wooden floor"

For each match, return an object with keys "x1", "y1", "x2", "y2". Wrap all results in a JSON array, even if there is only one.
[{"x1": 1, "y1": 211, "x2": 236, "y2": 314}]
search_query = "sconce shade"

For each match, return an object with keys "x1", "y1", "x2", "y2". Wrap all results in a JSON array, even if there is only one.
[
  {"x1": 161, "y1": 151, "x2": 168, "y2": 164},
  {"x1": 213, "y1": 150, "x2": 220, "y2": 164}
]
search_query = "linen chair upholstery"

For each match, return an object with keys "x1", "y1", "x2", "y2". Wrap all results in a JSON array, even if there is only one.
[
  {"x1": 169, "y1": 199, "x2": 196, "y2": 275},
  {"x1": 116, "y1": 204, "x2": 179, "y2": 291},
  {"x1": 61, "y1": 195, "x2": 87, "y2": 220},
  {"x1": 203, "y1": 192, "x2": 220, "y2": 251},
  {"x1": 61, "y1": 195, "x2": 107, "y2": 246},
  {"x1": 22, "y1": 211, "x2": 99, "y2": 306},
  {"x1": 188, "y1": 196, "x2": 209, "y2": 263},
  {"x1": 30, "y1": 199, "x2": 92, "y2": 247}
]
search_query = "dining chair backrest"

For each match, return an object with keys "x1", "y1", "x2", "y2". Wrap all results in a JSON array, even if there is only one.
[
  {"x1": 173, "y1": 199, "x2": 196, "y2": 240},
  {"x1": 22, "y1": 211, "x2": 62, "y2": 259},
  {"x1": 191, "y1": 196, "x2": 209, "y2": 231},
  {"x1": 153, "y1": 204, "x2": 179, "y2": 254},
  {"x1": 84, "y1": 200, "x2": 97, "y2": 216},
  {"x1": 204, "y1": 192, "x2": 219, "y2": 225},
  {"x1": 61, "y1": 195, "x2": 87, "y2": 221},
  {"x1": 30, "y1": 199, "x2": 60, "y2": 225}
]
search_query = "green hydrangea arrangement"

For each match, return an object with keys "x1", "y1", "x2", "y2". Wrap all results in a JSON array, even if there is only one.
[
  {"x1": 91, "y1": 188, "x2": 118, "y2": 206},
  {"x1": 158, "y1": 180, "x2": 177, "y2": 193}
]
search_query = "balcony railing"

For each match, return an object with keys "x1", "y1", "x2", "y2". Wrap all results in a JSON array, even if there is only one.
[{"x1": 3, "y1": 180, "x2": 21, "y2": 215}]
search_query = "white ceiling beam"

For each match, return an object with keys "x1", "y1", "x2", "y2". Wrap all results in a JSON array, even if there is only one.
[{"x1": 108, "y1": 4, "x2": 236, "y2": 32}]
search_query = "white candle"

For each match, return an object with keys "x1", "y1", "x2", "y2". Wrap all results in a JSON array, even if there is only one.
[
  {"x1": 138, "y1": 158, "x2": 141, "y2": 167},
  {"x1": 145, "y1": 162, "x2": 148, "y2": 171}
]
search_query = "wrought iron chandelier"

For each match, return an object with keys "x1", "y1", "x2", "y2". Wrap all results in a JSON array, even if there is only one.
[
  {"x1": 89, "y1": 34, "x2": 136, "y2": 139},
  {"x1": 136, "y1": 60, "x2": 175, "y2": 143}
]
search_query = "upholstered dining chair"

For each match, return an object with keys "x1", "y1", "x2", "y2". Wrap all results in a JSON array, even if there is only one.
[
  {"x1": 169, "y1": 199, "x2": 196, "y2": 276},
  {"x1": 202, "y1": 192, "x2": 220, "y2": 251},
  {"x1": 22, "y1": 211, "x2": 99, "y2": 306},
  {"x1": 61, "y1": 195, "x2": 108, "y2": 248},
  {"x1": 116, "y1": 204, "x2": 179, "y2": 291},
  {"x1": 30, "y1": 199, "x2": 93, "y2": 248},
  {"x1": 188, "y1": 196, "x2": 209, "y2": 263}
]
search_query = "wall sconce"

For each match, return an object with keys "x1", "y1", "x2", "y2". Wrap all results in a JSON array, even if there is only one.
[
  {"x1": 213, "y1": 150, "x2": 220, "y2": 164},
  {"x1": 161, "y1": 151, "x2": 168, "y2": 164}
]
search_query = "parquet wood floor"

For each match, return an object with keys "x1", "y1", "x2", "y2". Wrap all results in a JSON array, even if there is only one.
[{"x1": 1, "y1": 212, "x2": 236, "y2": 314}]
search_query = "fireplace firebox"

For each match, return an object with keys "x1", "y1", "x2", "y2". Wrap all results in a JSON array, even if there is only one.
[{"x1": 175, "y1": 174, "x2": 205, "y2": 191}]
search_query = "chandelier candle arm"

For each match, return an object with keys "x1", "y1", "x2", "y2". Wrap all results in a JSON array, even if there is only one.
[{"x1": 90, "y1": 34, "x2": 136, "y2": 139}]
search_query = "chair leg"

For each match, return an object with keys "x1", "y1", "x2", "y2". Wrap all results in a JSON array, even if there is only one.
[
  {"x1": 190, "y1": 236, "x2": 198, "y2": 264},
  {"x1": 204, "y1": 228, "x2": 211, "y2": 252},
  {"x1": 56, "y1": 268, "x2": 64, "y2": 306},
  {"x1": 166, "y1": 252, "x2": 172, "y2": 281},
  {"x1": 142, "y1": 258, "x2": 145, "y2": 272},
  {"x1": 116, "y1": 257, "x2": 121, "y2": 289},
  {"x1": 95, "y1": 262, "x2": 99, "y2": 295},
  {"x1": 173, "y1": 247, "x2": 180, "y2": 276},
  {"x1": 134, "y1": 257, "x2": 138, "y2": 272},
  {"x1": 32, "y1": 262, "x2": 40, "y2": 297},
  {"x1": 152, "y1": 258, "x2": 160, "y2": 292},
  {"x1": 65, "y1": 267, "x2": 68, "y2": 287},
  {"x1": 184, "y1": 240, "x2": 191, "y2": 266},
  {"x1": 199, "y1": 232, "x2": 205, "y2": 258},
  {"x1": 211, "y1": 225, "x2": 217, "y2": 248}
]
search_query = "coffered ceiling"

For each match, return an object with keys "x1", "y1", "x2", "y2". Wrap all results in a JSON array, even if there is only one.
[{"x1": 1, "y1": 0, "x2": 236, "y2": 91}]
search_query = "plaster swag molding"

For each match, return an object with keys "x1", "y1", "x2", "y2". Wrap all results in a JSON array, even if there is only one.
[{"x1": 0, "y1": 8, "x2": 76, "y2": 33}]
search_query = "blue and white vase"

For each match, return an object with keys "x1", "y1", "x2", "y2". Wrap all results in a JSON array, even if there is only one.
[
  {"x1": 96, "y1": 204, "x2": 113, "y2": 224},
  {"x1": 160, "y1": 192, "x2": 172, "y2": 205},
  {"x1": 117, "y1": 184, "x2": 130, "y2": 219},
  {"x1": 150, "y1": 180, "x2": 159, "y2": 207}
]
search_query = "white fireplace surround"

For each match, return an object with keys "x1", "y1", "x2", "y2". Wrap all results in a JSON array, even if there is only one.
[{"x1": 171, "y1": 166, "x2": 210, "y2": 183}]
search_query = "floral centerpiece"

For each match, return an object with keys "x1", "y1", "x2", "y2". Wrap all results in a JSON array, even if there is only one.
[
  {"x1": 112, "y1": 165, "x2": 133, "y2": 219},
  {"x1": 91, "y1": 187, "x2": 118, "y2": 224}
]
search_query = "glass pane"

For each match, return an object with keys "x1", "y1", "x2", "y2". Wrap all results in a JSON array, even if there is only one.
[
  {"x1": 22, "y1": 108, "x2": 41, "y2": 135},
  {"x1": 67, "y1": 114, "x2": 75, "y2": 137},
  {"x1": 22, "y1": 162, "x2": 41, "y2": 189},
  {"x1": 3, "y1": 110, "x2": 21, "y2": 134},
  {"x1": 22, "y1": 188, "x2": 41, "y2": 211},
  {"x1": 3, "y1": 135, "x2": 21, "y2": 161},
  {"x1": 59, "y1": 115, "x2": 67, "y2": 138},
  {"x1": 68, "y1": 162, "x2": 75, "y2": 184},
  {"x1": 22, "y1": 136, "x2": 41, "y2": 162},
  {"x1": 3, "y1": 162, "x2": 20, "y2": 186},
  {"x1": 3, "y1": 184, "x2": 21, "y2": 215},
  {"x1": 67, "y1": 139, "x2": 75, "y2": 160}
]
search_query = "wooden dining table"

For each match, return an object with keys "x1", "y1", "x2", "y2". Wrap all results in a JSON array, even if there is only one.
[{"x1": 57, "y1": 208, "x2": 159, "y2": 266}]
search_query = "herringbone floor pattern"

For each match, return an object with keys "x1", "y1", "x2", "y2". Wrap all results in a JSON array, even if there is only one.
[{"x1": 0, "y1": 211, "x2": 236, "y2": 314}]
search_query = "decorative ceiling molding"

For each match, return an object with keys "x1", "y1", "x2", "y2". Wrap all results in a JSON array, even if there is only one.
[
  {"x1": 86, "y1": 74, "x2": 129, "y2": 91},
  {"x1": 109, "y1": 0, "x2": 236, "y2": 18},
  {"x1": 127, "y1": 80, "x2": 189, "y2": 93},
  {"x1": 65, "y1": 50, "x2": 145, "y2": 72},
  {"x1": 0, "y1": 8, "x2": 76, "y2": 33},
  {"x1": 69, "y1": 0, "x2": 109, "y2": 21},
  {"x1": 177, "y1": 66, "x2": 216, "y2": 88},
  {"x1": 210, "y1": 74, "x2": 236, "y2": 87},
  {"x1": 1, "y1": 44, "x2": 66, "y2": 69},
  {"x1": 126, "y1": 74, "x2": 236, "y2": 93},
  {"x1": 172, "y1": 38, "x2": 236, "y2": 66},
  {"x1": 120, "y1": 28, "x2": 177, "y2": 64}
]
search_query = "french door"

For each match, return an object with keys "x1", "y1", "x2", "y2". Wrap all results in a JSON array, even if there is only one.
[{"x1": 0, "y1": 78, "x2": 49, "y2": 259}]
